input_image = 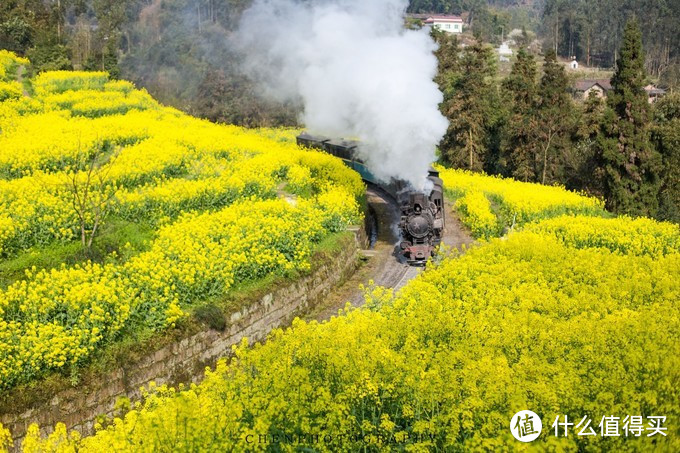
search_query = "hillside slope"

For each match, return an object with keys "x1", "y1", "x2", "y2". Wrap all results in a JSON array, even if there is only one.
[
  {"x1": 12, "y1": 158, "x2": 679, "y2": 450},
  {"x1": 0, "y1": 56, "x2": 364, "y2": 396}
]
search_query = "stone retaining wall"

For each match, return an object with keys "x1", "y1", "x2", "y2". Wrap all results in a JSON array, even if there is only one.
[{"x1": 2, "y1": 228, "x2": 365, "y2": 449}]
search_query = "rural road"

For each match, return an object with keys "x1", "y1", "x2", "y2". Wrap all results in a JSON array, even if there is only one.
[{"x1": 308, "y1": 186, "x2": 474, "y2": 322}]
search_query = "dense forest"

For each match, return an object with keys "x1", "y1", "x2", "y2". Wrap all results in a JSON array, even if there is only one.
[
  {"x1": 0, "y1": 0, "x2": 678, "y2": 221},
  {"x1": 541, "y1": 0, "x2": 680, "y2": 85},
  {"x1": 433, "y1": 21, "x2": 679, "y2": 221}
]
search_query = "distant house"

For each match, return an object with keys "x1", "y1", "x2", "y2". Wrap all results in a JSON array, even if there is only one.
[
  {"x1": 569, "y1": 57, "x2": 579, "y2": 70},
  {"x1": 423, "y1": 15, "x2": 463, "y2": 34},
  {"x1": 572, "y1": 80, "x2": 667, "y2": 103},
  {"x1": 644, "y1": 84, "x2": 667, "y2": 103},
  {"x1": 572, "y1": 79, "x2": 612, "y2": 100}
]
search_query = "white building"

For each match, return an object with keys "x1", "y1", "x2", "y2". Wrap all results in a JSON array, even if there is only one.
[
  {"x1": 498, "y1": 42, "x2": 513, "y2": 62},
  {"x1": 424, "y1": 15, "x2": 463, "y2": 34}
]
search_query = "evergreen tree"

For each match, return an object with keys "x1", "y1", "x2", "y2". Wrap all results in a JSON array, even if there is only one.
[
  {"x1": 578, "y1": 91, "x2": 605, "y2": 139},
  {"x1": 595, "y1": 19, "x2": 661, "y2": 217},
  {"x1": 439, "y1": 39, "x2": 499, "y2": 171},
  {"x1": 566, "y1": 91, "x2": 604, "y2": 193},
  {"x1": 533, "y1": 49, "x2": 575, "y2": 184},
  {"x1": 501, "y1": 47, "x2": 538, "y2": 181},
  {"x1": 651, "y1": 93, "x2": 680, "y2": 222},
  {"x1": 433, "y1": 29, "x2": 460, "y2": 90}
]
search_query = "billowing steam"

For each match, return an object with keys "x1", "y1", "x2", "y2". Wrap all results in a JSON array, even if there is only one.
[{"x1": 234, "y1": 0, "x2": 448, "y2": 189}]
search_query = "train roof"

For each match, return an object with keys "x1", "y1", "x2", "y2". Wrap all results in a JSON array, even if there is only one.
[
  {"x1": 297, "y1": 132, "x2": 359, "y2": 148},
  {"x1": 324, "y1": 138, "x2": 359, "y2": 149},
  {"x1": 297, "y1": 132, "x2": 330, "y2": 143}
]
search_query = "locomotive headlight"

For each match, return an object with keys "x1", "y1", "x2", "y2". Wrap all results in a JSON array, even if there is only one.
[{"x1": 407, "y1": 215, "x2": 430, "y2": 239}]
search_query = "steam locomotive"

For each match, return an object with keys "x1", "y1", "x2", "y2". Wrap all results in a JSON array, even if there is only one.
[{"x1": 296, "y1": 133, "x2": 445, "y2": 265}]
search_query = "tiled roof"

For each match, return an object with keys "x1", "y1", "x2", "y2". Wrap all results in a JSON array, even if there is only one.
[
  {"x1": 573, "y1": 79, "x2": 612, "y2": 91},
  {"x1": 424, "y1": 15, "x2": 463, "y2": 23}
]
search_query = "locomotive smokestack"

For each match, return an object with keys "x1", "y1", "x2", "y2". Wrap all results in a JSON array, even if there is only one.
[{"x1": 233, "y1": 0, "x2": 448, "y2": 190}]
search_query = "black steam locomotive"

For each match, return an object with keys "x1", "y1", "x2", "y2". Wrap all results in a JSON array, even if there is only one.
[
  {"x1": 398, "y1": 169, "x2": 445, "y2": 264},
  {"x1": 296, "y1": 133, "x2": 445, "y2": 265}
]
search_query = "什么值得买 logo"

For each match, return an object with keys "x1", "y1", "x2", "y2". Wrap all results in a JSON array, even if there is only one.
[
  {"x1": 509, "y1": 410, "x2": 668, "y2": 442},
  {"x1": 510, "y1": 410, "x2": 542, "y2": 442}
]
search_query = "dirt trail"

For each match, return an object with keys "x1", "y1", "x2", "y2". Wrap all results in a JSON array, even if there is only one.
[
  {"x1": 16, "y1": 65, "x2": 30, "y2": 97},
  {"x1": 308, "y1": 187, "x2": 474, "y2": 322}
]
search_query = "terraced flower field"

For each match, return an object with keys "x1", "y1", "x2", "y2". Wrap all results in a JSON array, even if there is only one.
[
  {"x1": 437, "y1": 166, "x2": 606, "y2": 237},
  {"x1": 0, "y1": 58, "x2": 364, "y2": 391},
  {"x1": 15, "y1": 170, "x2": 678, "y2": 451},
  {"x1": 0, "y1": 52, "x2": 678, "y2": 451}
]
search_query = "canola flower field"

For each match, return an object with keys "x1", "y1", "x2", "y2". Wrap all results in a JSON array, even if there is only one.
[
  {"x1": 0, "y1": 51, "x2": 27, "y2": 102},
  {"x1": 1, "y1": 52, "x2": 679, "y2": 451},
  {"x1": 0, "y1": 55, "x2": 363, "y2": 391},
  {"x1": 437, "y1": 166, "x2": 605, "y2": 238},
  {"x1": 11, "y1": 175, "x2": 679, "y2": 452}
]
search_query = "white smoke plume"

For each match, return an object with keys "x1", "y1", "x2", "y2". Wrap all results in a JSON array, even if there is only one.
[{"x1": 234, "y1": 0, "x2": 448, "y2": 190}]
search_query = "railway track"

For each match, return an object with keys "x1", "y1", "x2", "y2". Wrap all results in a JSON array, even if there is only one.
[{"x1": 309, "y1": 186, "x2": 473, "y2": 322}]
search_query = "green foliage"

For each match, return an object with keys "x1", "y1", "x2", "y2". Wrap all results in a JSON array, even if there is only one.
[
  {"x1": 0, "y1": 217, "x2": 154, "y2": 290},
  {"x1": 83, "y1": 52, "x2": 120, "y2": 79},
  {"x1": 562, "y1": 91, "x2": 605, "y2": 193},
  {"x1": 534, "y1": 49, "x2": 576, "y2": 185},
  {"x1": 193, "y1": 67, "x2": 298, "y2": 127},
  {"x1": 193, "y1": 303, "x2": 227, "y2": 331},
  {"x1": 541, "y1": 0, "x2": 680, "y2": 86},
  {"x1": 499, "y1": 49, "x2": 578, "y2": 186},
  {"x1": 0, "y1": 16, "x2": 33, "y2": 53},
  {"x1": 595, "y1": 20, "x2": 662, "y2": 218},
  {"x1": 469, "y1": 4, "x2": 509, "y2": 44},
  {"x1": 437, "y1": 37, "x2": 501, "y2": 171},
  {"x1": 501, "y1": 48, "x2": 538, "y2": 182},
  {"x1": 651, "y1": 93, "x2": 680, "y2": 222},
  {"x1": 118, "y1": 0, "x2": 296, "y2": 127},
  {"x1": 408, "y1": 0, "x2": 466, "y2": 14},
  {"x1": 26, "y1": 44, "x2": 71, "y2": 73}
]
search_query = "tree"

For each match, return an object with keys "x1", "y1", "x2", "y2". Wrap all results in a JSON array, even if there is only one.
[
  {"x1": 501, "y1": 48, "x2": 538, "y2": 181},
  {"x1": 533, "y1": 49, "x2": 575, "y2": 184},
  {"x1": 439, "y1": 39, "x2": 499, "y2": 171},
  {"x1": 578, "y1": 91, "x2": 605, "y2": 139},
  {"x1": 469, "y1": 3, "x2": 509, "y2": 44},
  {"x1": 433, "y1": 29, "x2": 460, "y2": 88},
  {"x1": 514, "y1": 26, "x2": 532, "y2": 49},
  {"x1": 594, "y1": 19, "x2": 662, "y2": 217},
  {"x1": 0, "y1": 16, "x2": 33, "y2": 53},
  {"x1": 651, "y1": 93, "x2": 680, "y2": 222},
  {"x1": 565, "y1": 91, "x2": 604, "y2": 193},
  {"x1": 64, "y1": 146, "x2": 120, "y2": 255},
  {"x1": 26, "y1": 43, "x2": 72, "y2": 72},
  {"x1": 538, "y1": 0, "x2": 680, "y2": 87}
]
